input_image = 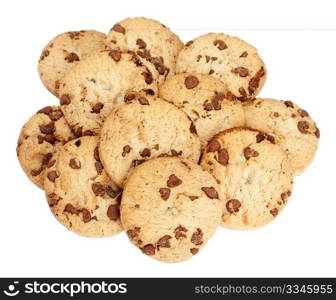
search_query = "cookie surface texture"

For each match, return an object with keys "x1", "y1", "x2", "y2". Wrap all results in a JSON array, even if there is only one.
[
  {"x1": 159, "y1": 73, "x2": 245, "y2": 148},
  {"x1": 244, "y1": 98, "x2": 320, "y2": 175},
  {"x1": 38, "y1": 30, "x2": 106, "y2": 96},
  {"x1": 17, "y1": 106, "x2": 75, "y2": 189},
  {"x1": 58, "y1": 51, "x2": 158, "y2": 136},
  {"x1": 201, "y1": 128, "x2": 293, "y2": 230},
  {"x1": 44, "y1": 136, "x2": 123, "y2": 237},
  {"x1": 176, "y1": 33, "x2": 266, "y2": 101},
  {"x1": 106, "y1": 17, "x2": 184, "y2": 84},
  {"x1": 99, "y1": 94, "x2": 201, "y2": 187},
  {"x1": 121, "y1": 157, "x2": 222, "y2": 263}
]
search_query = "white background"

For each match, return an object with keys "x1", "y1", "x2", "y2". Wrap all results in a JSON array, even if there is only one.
[{"x1": 0, "y1": 0, "x2": 335, "y2": 277}]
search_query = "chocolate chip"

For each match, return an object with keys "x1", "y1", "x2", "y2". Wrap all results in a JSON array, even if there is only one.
[
  {"x1": 112, "y1": 23, "x2": 125, "y2": 34},
  {"x1": 273, "y1": 112, "x2": 280, "y2": 117},
  {"x1": 47, "y1": 193, "x2": 62, "y2": 207},
  {"x1": 186, "y1": 40, "x2": 193, "y2": 46},
  {"x1": 143, "y1": 88, "x2": 155, "y2": 95},
  {"x1": 91, "y1": 102, "x2": 104, "y2": 113},
  {"x1": 281, "y1": 191, "x2": 291, "y2": 203},
  {"x1": 60, "y1": 94, "x2": 71, "y2": 105},
  {"x1": 107, "y1": 204, "x2": 120, "y2": 221},
  {"x1": 49, "y1": 110, "x2": 63, "y2": 121},
  {"x1": 131, "y1": 159, "x2": 145, "y2": 167},
  {"x1": 243, "y1": 147, "x2": 259, "y2": 160},
  {"x1": 37, "y1": 135, "x2": 44, "y2": 144},
  {"x1": 47, "y1": 171, "x2": 58, "y2": 182},
  {"x1": 159, "y1": 188, "x2": 170, "y2": 200},
  {"x1": 69, "y1": 158, "x2": 81, "y2": 169},
  {"x1": 171, "y1": 149, "x2": 182, "y2": 157},
  {"x1": 31, "y1": 167, "x2": 43, "y2": 176},
  {"x1": 106, "y1": 185, "x2": 118, "y2": 199},
  {"x1": 138, "y1": 97, "x2": 149, "y2": 105},
  {"x1": 315, "y1": 127, "x2": 320, "y2": 138},
  {"x1": 226, "y1": 199, "x2": 241, "y2": 213},
  {"x1": 82, "y1": 208, "x2": 91, "y2": 223},
  {"x1": 108, "y1": 50, "x2": 121, "y2": 62},
  {"x1": 232, "y1": 67, "x2": 249, "y2": 77},
  {"x1": 189, "y1": 196, "x2": 198, "y2": 201},
  {"x1": 157, "y1": 235, "x2": 172, "y2": 248},
  {"x1": 94, "y1": 146, "x2": 100, "y2": 161},
  {"x1": 270, "y1": 208, "x2": 278, "y2": 217},
  {"x1": 138, "y1": 148, "x2": 150, "y2": 158},
  {"x1": 184, "y1": 75, "x2": 199, "y2": 89},
  {"x1": 127, "y1": 227, "x2": 140, "y2": 239},
  {"x1": 298, "y1": 109, "x2": 309, "y2": 117},
  {"x1": 284, "y1": 100, "x2": 294, "y2": 108},
  {"x1": 47, "y1": 159, "x2": 56, "y2": 168},
  {"x1": 201, "y1": 187, "x2": 219, "y2": 199},
  {"x1": 136, "y1": 38, "x2": 147, "y2": 49},
  {"x1": 124, "y1": 93, "x2": 136, "y2": 103},
  {"x1": 91, "y1": 183, "x2": 106, "y2": 196},
  {"x1": 190, "y1": 248, "x2": 199, "y2": 255},
  {"x1": 44, "y1": 134, "x2": 56, "y2": 144},
  {"x1": 256, "y1": 133, "x2": 265, "y2": 143},
  {"x1": 216, "y1": 148, "x2": 229, "y2": 166},
  {"x1": 141, "y1": 244, "x2": 155, "y2": 256},
  {"x1": 191, "y1": 228, "x2": 203, "y2": 245},
  {"x1": 240, "y1": 51, "x2": 248, "y2": 57},
  {"x1": 174, "y1": 225, "x2": 187, "y2": 239},
  {"x1": 203, "y1": 100, "x2": 213, "y2": 111},
  {"x1": 37, "y1": 106, "x2": 53, "y2": 115},
  {"x1": 237, "y1": 87, "x2": 247, "y2": 101},
  {"x1": 75, "y1": 140, "x2": 81, "y2": 147},
  {"x1": 142, "y1": 71, "x2": 153, "y2": 84},
  {"x1": 248, "y1": 67, "x2": 265, "y2": 95},
  {"x1": 213, "y1": 39, "x2": 227, "y2": 50},
  {"x1": 65, "y1": 52, "x2": 80, "y2": 63},
  {"x1": 39, "y1": 122, "x2": 55, "y2": 134},
  {"x1": 95, "y1": 161, "x2": 104, "y2": 175},
  {"x1": 122, "y1": 145, "x2": 132, "y2": 157},
  {"x1": 167, "y1": 174, "x2": 182, "y2": 188},
  {"x1": 209, "y1": 69, "x2": 214, "y2": 75},
  {"x1": 190, "y1": 122, "x2": 197, "y2": 134},
  {"x1": 266, "y1": 134, "x2": 275, "y2": 144},
  {"x1": 297, "y1": 121, "x2": 310, "y2": 134},
  {"x1": 64, "y1": 203, "x2": 78, "y2": 215},
  {"x1": 83, "y1": 130, "x2": 95, "y2": 136},
  {"x1": 42, "y1": 153, "x2": 53, "y2": 166}
]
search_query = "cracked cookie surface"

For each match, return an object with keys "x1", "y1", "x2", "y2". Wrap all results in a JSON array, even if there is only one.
[
  {"x1": 201, "y1": 127, "x2": 293, "y2": 230},
  {"x1": 121, "y1": 157, "x2": 222, "y2": 263},
  {"x1": 44, "y1": 136, "x2": 122, "y2": 237},
  {"x1": 17, "y1": 106, "x2": 75, "y2": 189},
  {"x1": 99, "y1": 93, "x2": 201, "y2": 187},
  {"x1": 38, "y1": 30, "x2": 106, "y2": 96},
  {"x1": 106, "y1": 17, "x2": 184, "y2": 85},
  {"x1": 244, "y1": 98, "x2": 320, "y2": 175},
  {"x1": 176, "y1": 33, "x2": 266, "y2": 101}
]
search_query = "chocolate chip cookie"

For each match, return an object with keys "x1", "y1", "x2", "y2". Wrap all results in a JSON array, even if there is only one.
[
  {"x1": 99, "y1": 93, "x2": 201, "y2": 187},
  {"x1": 244, "y1": 98, "x2": 320, "y2": 175},
  {"x1": 121, "y1": 157, "x2": 222, "y2": 263},
  {"x1": 38, "y1": 30, "x2": 106, "y2": 96},
  {"x1": 106, "y1": 17, "x2": 184, "y2": 84},
  {"x1": 176, "y1": 33, "x2": 266, "y2": 101},
  {"x1": 59, "y1": 50, "x2": 158, "y2": 136},
  {"x1": 159, "y1": 73, "x2": 245, "y2": 148},
  {"x1": 44, "y1": 136, "x2": 122, "y2": 237},
  {"x1": 17, "y1": 106, "x2": 75, "y2": 189},
  {"x1": 201, "y1": 128, "x2": 293, "y2": 230}
]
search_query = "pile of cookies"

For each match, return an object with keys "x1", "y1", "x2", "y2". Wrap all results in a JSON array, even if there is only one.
[{"x1": 17, "y1": 17, "x2": 320, "y2": 263}]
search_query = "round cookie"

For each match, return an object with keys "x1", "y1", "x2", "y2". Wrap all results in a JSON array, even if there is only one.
[
  {"x1": 38, "y1": 30, "x2": 106, "y2": 96},
  {"x1": 59, "y1": 50, "x2": 158, "y2": 136},
  {"x1": 176, "y1": 33, "x2": 266, "y2": 101},
  {"x1": 244, "y1": 98, "x2": 320, "y2": 175},
  {"x1": 159, "y1": 73, "x2": 245, "y2": 148},
  {"x1": 44, "y1": 136, "x2": 122, "y2": 238},
  {"x1": 106, "y1": 17, "x2": 184, "y2": 84},
  {"x1": 121, "y1": 157, "x2": 222, "y2": 263},
  {"x1": 17, "y1": 106, "x2": 75, "y2": 189},
  {"x1": 99, "y1": 93, "x2": 201, "y2": 187},
  {"x1": 201, "y1": 128, "x2": 293, "y2": 230}
]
